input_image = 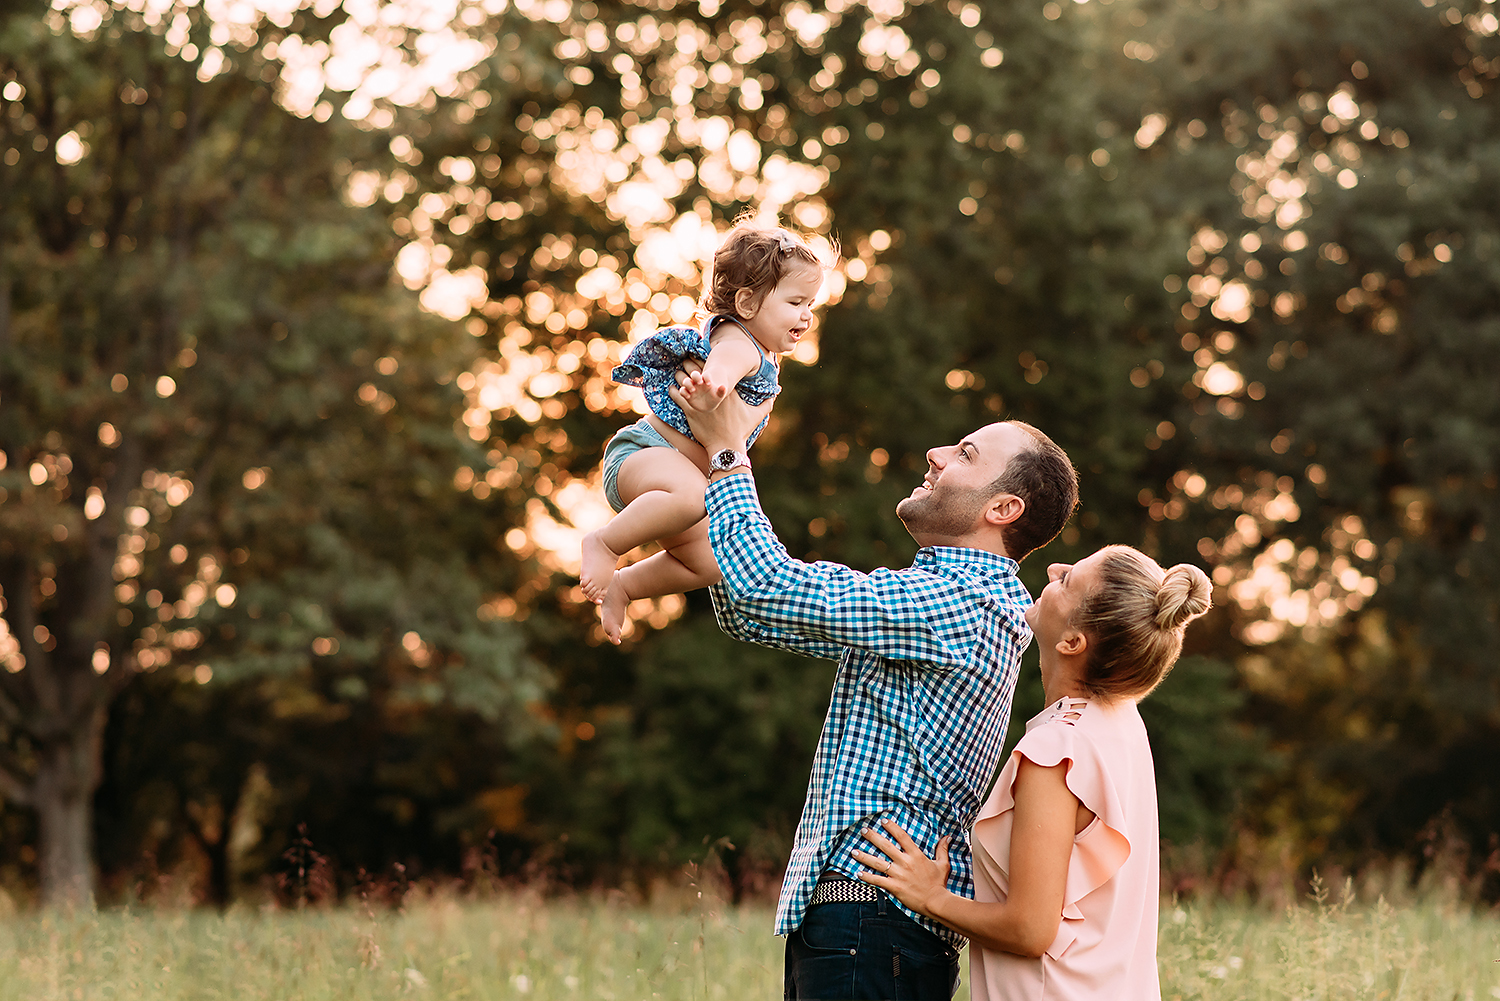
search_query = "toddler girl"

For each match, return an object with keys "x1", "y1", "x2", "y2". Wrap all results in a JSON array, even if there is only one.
[{"x1": 582, "y1": 223, "x2": 827, "y2": 643}]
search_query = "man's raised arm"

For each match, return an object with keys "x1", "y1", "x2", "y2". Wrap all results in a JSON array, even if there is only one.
[{"x1": 669, "y1": 378, "x2": 975, "y2": 668}]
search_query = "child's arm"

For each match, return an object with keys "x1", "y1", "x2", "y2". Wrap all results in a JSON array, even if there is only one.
[{"x1": 693, "y1": 326, "x2": 764, "y2": 406}]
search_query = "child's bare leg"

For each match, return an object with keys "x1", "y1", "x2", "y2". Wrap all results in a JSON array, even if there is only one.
[
  {"x1": 581, "y1": 447, "x2": 708, "y2": 602},
  {"x1": 600, "y1": 519, "x2": 720, "y2": 644}
]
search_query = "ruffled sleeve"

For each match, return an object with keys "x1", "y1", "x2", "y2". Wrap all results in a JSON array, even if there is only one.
[
  {"x1": 611, "y1": 324, "x2": 710, "y2": 387},
  {"x1": 971, "y1": 698, "x2": 1133, "y2": 960}
]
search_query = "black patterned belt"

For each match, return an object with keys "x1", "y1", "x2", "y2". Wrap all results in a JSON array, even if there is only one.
[{"x1": 809, "y1": 873, "x2": 881, "y2": 906}]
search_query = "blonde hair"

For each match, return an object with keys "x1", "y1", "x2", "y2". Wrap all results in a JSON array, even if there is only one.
[
  {"x1": 1073, "y1": 545, "x2": 1212, "y2": 702},
  {"x1": 701, "y1": 219, "x2": 824, "y2": 319}
]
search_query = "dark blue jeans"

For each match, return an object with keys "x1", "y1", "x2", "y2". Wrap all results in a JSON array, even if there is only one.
[{"x1": 784, "y1": 893, "x2": 960, "y2": 1000}]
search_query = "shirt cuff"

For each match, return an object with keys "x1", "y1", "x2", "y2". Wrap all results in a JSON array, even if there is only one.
[{"x1": 705, "y1": 468, "x2": 761, "y2": 511}]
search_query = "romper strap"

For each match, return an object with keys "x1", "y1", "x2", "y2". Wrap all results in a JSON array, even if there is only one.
[{"x1": 709, "y1": 314, "x2": 771, "y2": 361}]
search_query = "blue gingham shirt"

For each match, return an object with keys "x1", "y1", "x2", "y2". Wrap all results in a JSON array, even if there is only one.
[{"x1": 705, "y1": 474, "x2": 1033, "y2": 946}]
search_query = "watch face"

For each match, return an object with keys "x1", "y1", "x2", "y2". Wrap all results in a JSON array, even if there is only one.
[{"x1": 711, "y1": 448, "x2": 745, "y2": 471}]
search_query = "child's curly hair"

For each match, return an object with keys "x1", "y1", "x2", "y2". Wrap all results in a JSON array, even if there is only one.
[{"x1": 701, "y1": 221, "x2": 825, "y2": 319}]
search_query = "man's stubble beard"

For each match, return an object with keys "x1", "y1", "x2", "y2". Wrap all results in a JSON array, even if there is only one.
[{"x1": 896, "y1": 482, "x2": 990, "y2": 539}]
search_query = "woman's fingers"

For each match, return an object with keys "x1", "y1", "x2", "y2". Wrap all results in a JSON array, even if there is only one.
[
  {"x1": 881, "y1": 818, "x2": 925, "y2": 856},
  {"x1": 860, "y1": 827, "x2": 901, "y2": 860}
]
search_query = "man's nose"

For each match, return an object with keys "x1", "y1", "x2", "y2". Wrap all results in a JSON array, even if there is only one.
[
  {"x1": 926, "y1": 447, "x2": 945, "y2": 468},
  {"x1": 1048, "y1": 563, "x2": 1070, "y2": 580}
]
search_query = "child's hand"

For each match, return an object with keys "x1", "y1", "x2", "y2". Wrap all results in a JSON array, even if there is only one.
[
  {"x1": 851, "y1": 819, "x2": 954, "y2": 919},
  {"x1": 679, "y1": 367, "x2": 728, "y2": 409},
  {"x1": 669, "y1": 364, "x2": 770, "y2": 454}
]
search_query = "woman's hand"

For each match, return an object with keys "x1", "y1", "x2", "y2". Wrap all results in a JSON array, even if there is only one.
[{"x1": 851, "y1": 819, "x2": 954, "y2": 918}]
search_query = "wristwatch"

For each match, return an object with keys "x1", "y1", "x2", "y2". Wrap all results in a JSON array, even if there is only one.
[{"x1": 708, "y1": 447, "x2": 751, "y2": 473}]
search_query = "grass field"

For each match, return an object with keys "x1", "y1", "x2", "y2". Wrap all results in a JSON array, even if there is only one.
[{"x1": 1, "y1": 884, "x2": 1497, "y2": 1000}]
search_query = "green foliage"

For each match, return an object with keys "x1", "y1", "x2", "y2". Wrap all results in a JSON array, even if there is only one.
[
  {"x1": 3, "y1": 0, "x2": 1496, "y2": 902},
  {"x1": 518, "y1": 610, "x2": 835, "y2": 882},
  {"x1": 0, "y1": 6, "x2": 541, "y2": 902},
  {"x1": 1138, "y1": 0, "x2": 1500, "y2": 867}
]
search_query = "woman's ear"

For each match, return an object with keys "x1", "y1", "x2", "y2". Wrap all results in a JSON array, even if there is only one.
[
  {"x1": 734, "y1": 287, "x2": 760, "y2": 318},
  {"x1": 1055, "y1": 628, "x2": 1088, "y2": 658}
]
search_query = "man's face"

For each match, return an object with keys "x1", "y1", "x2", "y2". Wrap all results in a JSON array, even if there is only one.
[{"x1": 896, "y1": 422, "x2": 1033, "y2": 545}]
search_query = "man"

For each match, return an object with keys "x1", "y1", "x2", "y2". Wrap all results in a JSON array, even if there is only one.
[{"x1": 671, "y1": 376, "x2": 1079, "y2": 1001}]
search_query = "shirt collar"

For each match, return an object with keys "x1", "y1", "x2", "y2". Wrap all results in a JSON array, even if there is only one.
[{"x1": 913, "y1": 546, "x2": 1019, "y2": 577}]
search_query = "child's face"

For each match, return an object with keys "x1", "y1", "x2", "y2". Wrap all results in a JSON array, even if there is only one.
[{"x1": 742, "y1": 264, "x2": 823, "y2": 354}]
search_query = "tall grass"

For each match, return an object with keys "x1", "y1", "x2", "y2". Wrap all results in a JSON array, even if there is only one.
[{"x1": 1, "y1": 882, "x2": 1496, "y2": 1000}]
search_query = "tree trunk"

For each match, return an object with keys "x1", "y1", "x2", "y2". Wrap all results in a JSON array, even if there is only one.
[{"x1": 33, "y1": 706, "x2": 106, "y2": 909}]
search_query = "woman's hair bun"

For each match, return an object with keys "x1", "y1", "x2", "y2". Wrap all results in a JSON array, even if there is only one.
[{"x1": 1154, "y1": 564, "x2": 1212, "y2": 630}]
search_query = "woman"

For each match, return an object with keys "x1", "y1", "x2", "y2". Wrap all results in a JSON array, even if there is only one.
[{"x1": 852, "y1": 545, "x2": 1211, "y2": 1001}]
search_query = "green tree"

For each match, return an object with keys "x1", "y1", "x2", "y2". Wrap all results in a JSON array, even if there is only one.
[
  {"x1": 416, "y1": 0, "x2": 1262, "y2": 874},
  {"x1": 1145, "y1": 0, "x2": 1500, "y2": 873},
  {"x1": 0, "y1": 6, "x2": 539, "y2": 906}
]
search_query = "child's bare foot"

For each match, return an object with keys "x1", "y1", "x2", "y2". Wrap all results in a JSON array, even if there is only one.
[
  {"x1": 599, "y1": 575, "x2": 630, "y2": 645},
  {"x1": 580, "y1": 530, "x2": 622, "y2": 602}
]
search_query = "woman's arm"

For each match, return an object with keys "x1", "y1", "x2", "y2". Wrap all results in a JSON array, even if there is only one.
[{"x1": 853, "y1": 760, "x2": 1082, "y2": 958}]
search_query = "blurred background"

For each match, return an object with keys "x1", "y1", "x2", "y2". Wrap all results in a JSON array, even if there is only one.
[{"x1": 0, "y1": 0, "x2": 1496, "y2": 912}]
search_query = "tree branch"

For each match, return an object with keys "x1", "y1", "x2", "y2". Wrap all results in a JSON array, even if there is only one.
[
  {"x1": 0, "y1": 275, "x2": 11, "y2": 354},
  {"x1": 0, "y1": 760, "x2": 33, "y2": 807},
  {"x1": 0, "y1": 680, "x2": 24, "y2": 726}
]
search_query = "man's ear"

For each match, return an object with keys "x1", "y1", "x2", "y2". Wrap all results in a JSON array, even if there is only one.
[
  {"x1": 734, "y1": 287, "x2": 760, "y2": 318},
  {"x1": 985, "y1": 493, "x2": 1025, "y2": 528},
  {"x1": 1055, "y1": 628, "x2": 1088, "y2": 658}
]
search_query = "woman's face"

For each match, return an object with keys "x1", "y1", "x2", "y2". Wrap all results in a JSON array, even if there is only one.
[{"x1": 1025, "y1": 549, "x2": 1109, "y2": 647}]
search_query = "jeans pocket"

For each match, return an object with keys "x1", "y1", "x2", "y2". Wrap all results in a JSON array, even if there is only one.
[
  {"x1": 796, "y1": 906, "x2": 862, "y2": 954},
  {"x1": 891, "y1": 943, "x2": 959, "y2": 1001},
  {"x1": 788, "y1": 914, "x2": 861, "y2": 1000},
  {"x1": 789, "y1": 952, "x2": 857, "y2": 1000}
]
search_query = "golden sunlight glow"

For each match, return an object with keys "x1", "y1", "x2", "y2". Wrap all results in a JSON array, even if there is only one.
[
  {"x1": 0, "y1": 615, "x2": 23, "y2": 673},
  {"x1": 72, "y1": 0, "x2": 878, "y2": 638}
]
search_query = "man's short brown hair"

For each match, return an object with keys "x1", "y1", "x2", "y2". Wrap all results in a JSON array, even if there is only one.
[{"x1": 986, "y1": 422, "x2": 1078, "y2": 562}]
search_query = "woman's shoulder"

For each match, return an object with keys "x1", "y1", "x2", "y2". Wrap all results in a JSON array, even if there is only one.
[
  {"x1": 978, "y1": 697, "x2": 1150, "y2": 828},
  {"x1": 1016, "y1": 698, "x2": 1144, "y2": 764}
]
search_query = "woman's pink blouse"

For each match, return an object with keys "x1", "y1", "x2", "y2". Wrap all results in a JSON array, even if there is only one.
[{"x1": 968, "y1": 697, "x2": 1160, "y2": 1001}]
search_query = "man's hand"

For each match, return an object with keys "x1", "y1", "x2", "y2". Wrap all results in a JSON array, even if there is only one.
[{"x1": 668, "y1": 364, "x2": 769, "y2": 456}]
